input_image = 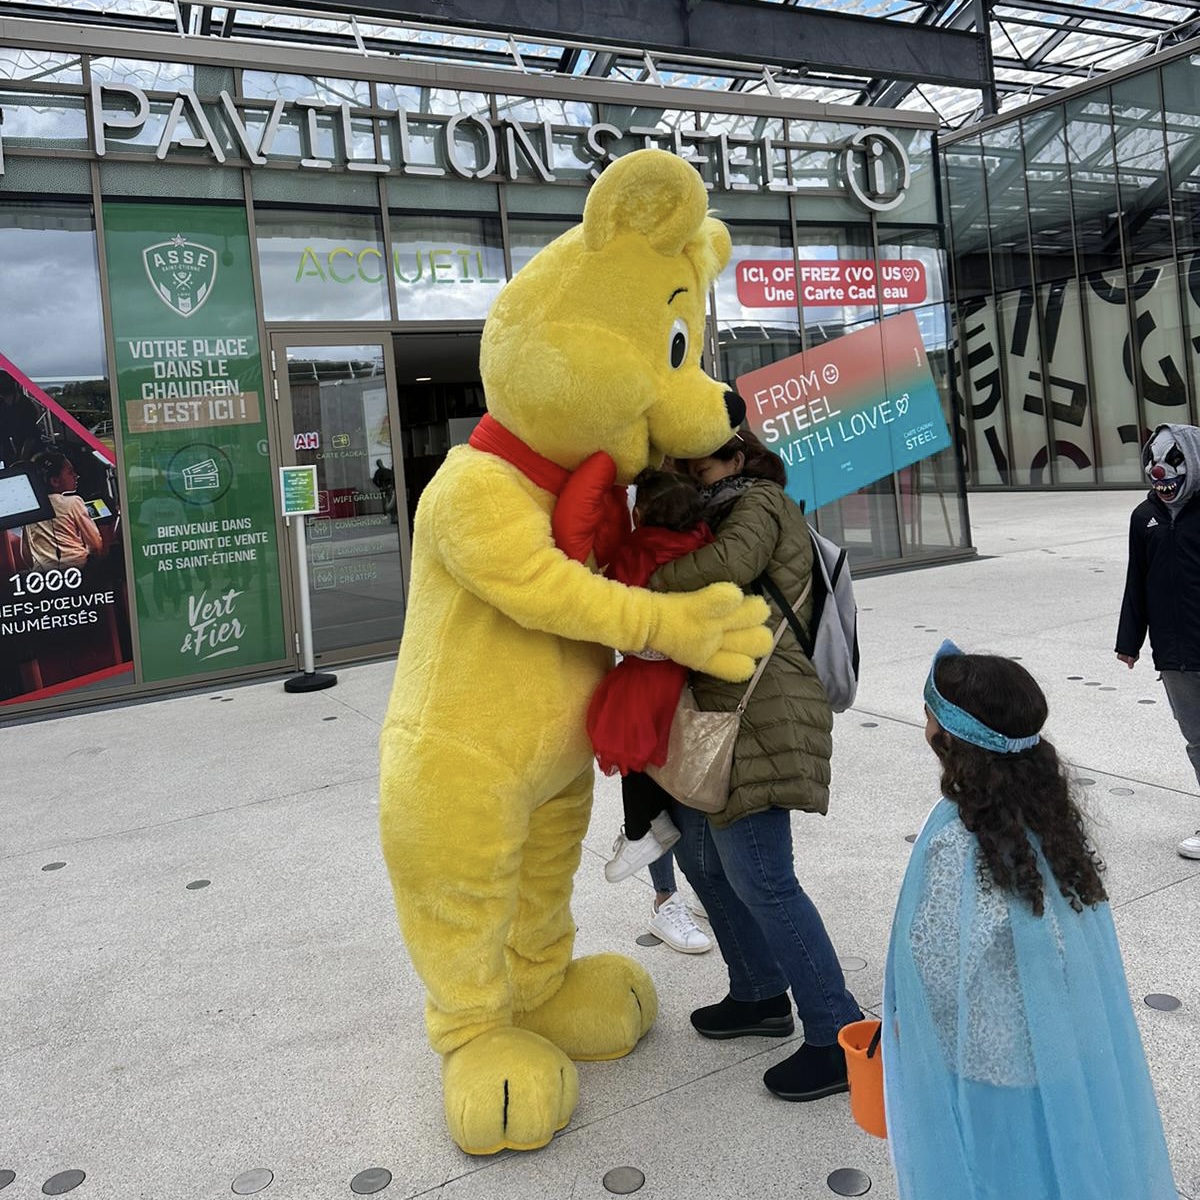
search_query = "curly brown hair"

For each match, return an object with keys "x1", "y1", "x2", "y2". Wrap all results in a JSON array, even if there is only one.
[
  {"x1": 632, "y1": 468, "x2": 705, "y2": 532},
  {"x1": 930, "y1": 653, "x2": 1106, "y2": 916}
]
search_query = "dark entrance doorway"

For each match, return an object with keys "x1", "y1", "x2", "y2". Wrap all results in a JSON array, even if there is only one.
[{"x1": 392, "y1": 331, "x2": 486, "y2": 532}]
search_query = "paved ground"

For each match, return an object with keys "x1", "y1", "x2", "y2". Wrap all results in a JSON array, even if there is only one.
[{"x1": 3, "y1": 490, "x2": 1197, "y2": 1200}]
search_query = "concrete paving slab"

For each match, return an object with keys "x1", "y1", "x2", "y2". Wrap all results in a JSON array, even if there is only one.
[{"x1": 2, "y1": 488, "x2": 1198, "y2": 1200}]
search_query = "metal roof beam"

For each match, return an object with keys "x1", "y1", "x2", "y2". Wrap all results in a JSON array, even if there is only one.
[
  {"x1": 994, "y1": 0, "x2": 1178, "y2": 33},
  {"x1": 287, "y1": 0, "x2": 990, "y2": 87}
]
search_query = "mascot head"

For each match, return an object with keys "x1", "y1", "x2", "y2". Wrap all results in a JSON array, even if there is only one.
[
  {"x1": 1143, "y1": 423, "x2": 1200, "y2": 509},
  {"x1": 480, "y1": 149, "x2": 743, "y2": 483}
]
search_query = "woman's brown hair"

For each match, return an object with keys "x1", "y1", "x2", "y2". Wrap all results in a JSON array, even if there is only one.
[{"x1": 704, "y1": 426, "x2": 787, "y2": 487}]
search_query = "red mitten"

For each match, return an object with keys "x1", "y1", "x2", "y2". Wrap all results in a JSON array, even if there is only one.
[{"x1": 552, "y1": 452, "x2": 629, "y2": 566}]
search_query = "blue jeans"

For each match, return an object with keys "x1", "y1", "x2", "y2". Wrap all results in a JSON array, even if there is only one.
[
  {"x1": 1162, "y1": 670, "x2": 1200, "y2": 789},
  {"x1": 671, "y1": 803, "x2": 861, "y2": 1046},
  {"x1": 648, "y1": 850, "x2": 677, "y2": 894}
]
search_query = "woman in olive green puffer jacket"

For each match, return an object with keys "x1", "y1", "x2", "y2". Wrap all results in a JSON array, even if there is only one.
[
  {"x1": 650, "y1": 470, "x2": 832, "y2": 830},
  {"x1": 648, "y1": 430, "x2": 861, "y2": 1105}
]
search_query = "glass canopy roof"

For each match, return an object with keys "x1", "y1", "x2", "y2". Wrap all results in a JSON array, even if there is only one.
[{"x1": 5, "y1": 0, "x2": 1200, "y2": 126}]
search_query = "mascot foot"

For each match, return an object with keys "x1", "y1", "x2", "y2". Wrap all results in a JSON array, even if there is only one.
[
  {"x1": 443, "y1": 1027, "x2": 578, "y2": 1155},
  {"x1": 515, "y1": 953, "x2": 658, "y2": 1061}
]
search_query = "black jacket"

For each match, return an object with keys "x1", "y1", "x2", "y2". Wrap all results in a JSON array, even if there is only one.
[{"x1": 1116, "y1": 493, "x2": 1200, "y2": 671}]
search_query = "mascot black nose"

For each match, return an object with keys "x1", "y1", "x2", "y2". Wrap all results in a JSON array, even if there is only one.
[{"x1": 725, "y1": 390, "x2": 746, "y2": 428}]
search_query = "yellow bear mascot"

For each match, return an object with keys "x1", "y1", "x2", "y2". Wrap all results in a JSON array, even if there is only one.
[{"x1": 379, "y1": 148, "x2": 771, "y2": 1155}]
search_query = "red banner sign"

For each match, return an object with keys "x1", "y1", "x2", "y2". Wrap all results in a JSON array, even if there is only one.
[{"x1": 735, "y1": 259, "x2": 927, "y2": 308}]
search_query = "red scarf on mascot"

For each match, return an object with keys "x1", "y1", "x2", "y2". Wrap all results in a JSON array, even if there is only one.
[{"x1": 468, "y1": 412, "x2": 630, "y2": 568}]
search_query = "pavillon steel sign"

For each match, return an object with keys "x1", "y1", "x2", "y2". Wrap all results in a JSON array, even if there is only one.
[{"x1": 0, "y1": 77, "x2": 911, "y2": 211}]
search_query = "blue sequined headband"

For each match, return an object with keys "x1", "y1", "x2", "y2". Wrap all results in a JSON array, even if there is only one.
[{"x1": 924, "y1": 639, "x2": 1041, "y2": 754}]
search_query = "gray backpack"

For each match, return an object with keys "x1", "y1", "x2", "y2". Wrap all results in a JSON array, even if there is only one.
[{"x1": 760, "y1": 528, "x2": 860, "y2": 712}]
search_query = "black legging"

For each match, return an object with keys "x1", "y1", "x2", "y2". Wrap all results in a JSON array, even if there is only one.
[{"x1": 620, "y1": 770, "x2": 673, "y2": 840}]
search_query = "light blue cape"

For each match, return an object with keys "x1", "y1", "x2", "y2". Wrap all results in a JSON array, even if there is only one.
[{"x1": 882, "y1": 799, "x2": 1175, "y2": 1200}]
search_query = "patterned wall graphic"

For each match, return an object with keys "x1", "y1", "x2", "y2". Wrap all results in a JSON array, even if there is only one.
[{"x1": 956, "y1": 256, "x2": 1199, "y2": 486}]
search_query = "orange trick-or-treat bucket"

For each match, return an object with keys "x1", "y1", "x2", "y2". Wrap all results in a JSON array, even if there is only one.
[{"x1": 838, "y1": 1019, "x2": 887, "y2": 1139}]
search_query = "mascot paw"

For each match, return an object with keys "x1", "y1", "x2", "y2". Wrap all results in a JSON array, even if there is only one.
[
  {"x1": 443, "y1": 1027, "x2": 579, "y2": 1155},
  {"x1": 515, "y1": 953, "x2": 658, "y2": 1061},
  {"x1": 649, "y1": 587, "x2": 773, "y2": 682}
]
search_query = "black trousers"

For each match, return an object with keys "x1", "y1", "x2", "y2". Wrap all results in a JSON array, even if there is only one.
[{"x1": 620, "y1": 770, "x2": 673, "y2": 840}]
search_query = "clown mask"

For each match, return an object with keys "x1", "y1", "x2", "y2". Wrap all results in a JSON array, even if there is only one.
[{"x1": 1143, "y1": 423, "x2": 1200, "y2": 509}]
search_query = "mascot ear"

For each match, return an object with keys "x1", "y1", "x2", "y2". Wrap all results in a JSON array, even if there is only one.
[{"x1": 583, "y1": 148, "x2": 709, "y2": 256}]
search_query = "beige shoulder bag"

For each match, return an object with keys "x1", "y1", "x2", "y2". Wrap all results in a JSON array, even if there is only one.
[{"x1": 646, "y1": 578, "x2": 812, "y2": 814}]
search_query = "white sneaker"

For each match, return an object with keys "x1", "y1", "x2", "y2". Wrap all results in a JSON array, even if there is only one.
[
  {"x1": 649, "y1": 812, "x2": 681, "y2": 852},
  {"x1": 1178, "y1": 832, "x2": 1200, "y2": 860},
  {"x1": 688, "y1": 896, "x2": 708, "y2": 922},
  {"x1": 648, "y1": 894, "x2": 713, "y2": 954},
  {"x1": 606, "y1": 829, "x2": 667, "y2": 883}
]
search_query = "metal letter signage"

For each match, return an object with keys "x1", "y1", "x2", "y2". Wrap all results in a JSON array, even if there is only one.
[
  {"x1": 842, "y1": 127, "x2": 912, "y2": 214},
  {"x1": 74, "y1": 79, "x2": 914, "y2": 212}
]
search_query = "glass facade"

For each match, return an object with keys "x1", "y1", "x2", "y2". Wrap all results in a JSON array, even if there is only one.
[
  {"x1": 943, "y1": 47, "x2": 1200, "y2": 488},
  {"x1": 0, "y1": 36, "x2": 968, "y2": 712}
]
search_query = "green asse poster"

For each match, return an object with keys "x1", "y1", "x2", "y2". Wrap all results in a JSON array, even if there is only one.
[{"x1": 103, "y1": 202, "x2": 286, "y2": 681}]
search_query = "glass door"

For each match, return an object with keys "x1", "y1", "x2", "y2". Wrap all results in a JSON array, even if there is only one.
[{"x1": 272, "y1": 336, "x2": 410, "y2": 660}]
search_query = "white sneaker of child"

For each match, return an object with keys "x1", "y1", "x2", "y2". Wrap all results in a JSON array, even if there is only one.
[
  {"x1": 648, "y1": 893, "x2": 712, "y2": 954},
  {"x1": 649, "y1": 812, "x2": 681, "y2": 852},
  {"x1": 606, "y1": 828, "x2": 669, "y2": 883}
]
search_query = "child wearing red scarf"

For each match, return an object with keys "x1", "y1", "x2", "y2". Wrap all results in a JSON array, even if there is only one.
[{"x1": 587, "y1": 469, "x2": 713, "y2": 882}]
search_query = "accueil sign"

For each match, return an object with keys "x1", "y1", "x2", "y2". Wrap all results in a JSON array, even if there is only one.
[{"x1": 61, "y1": 80, "x2": 912, "y2": 209}]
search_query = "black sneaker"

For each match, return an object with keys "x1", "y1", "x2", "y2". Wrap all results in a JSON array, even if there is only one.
[
  {"x1": 690, "y1": 993, "x2": 794, "y2": 1039},
  {"x1": 763, "y1": 1041, "x2": 850, "y2": 1101}
]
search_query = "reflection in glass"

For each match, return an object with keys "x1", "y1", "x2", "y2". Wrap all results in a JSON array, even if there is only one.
[
  {"x1": 898, "y1": 451, "x2": 967, "y2": 555},
  {"x1": 876, "y1": 227, "x2": 949, "y2": 348},
  {"x1": 1161, "y1": 57, "x2": 1200, "y2": 255},
  {"x1": 1111, "y1": 72, "x2": 1173, "y2": 264},
  {"x1": 713, "y1": 222, "x2": 798, "y2": 336},
  {"x1": 816, "y1": 478, "x2": 901, "y2": 565},
  {"x1": 389, "y1": 214, "x2": 505, "y2": 320},
  {"x1": 489, "y1": 96, "x2": 597, "y2": 180},
  {"x1": 256, "y1": 209, "x2": 389, "y2": 322},
  {"x1": 242, "y1": 72, "x2": 369, "y2": 106},
  {"x1": 0, "y1": 47, "x2": 83, "y2": 84},
  {"x1": 496, "y1": 95, "x2": 594, "y2": 126},
  {"x1": 507, "y1": 217, "x2": 574, "y2": 277},
  {"x1": 1065, "y1": 92, "x2": 1122, "y2": 277},
  {"x1": 90, "y1": 58, "x2": 234, "y2": 92},
  {"x1": 796, "y1": 228, "x2": 875, "y2": 349},
  {"x1": 0, "y1": 92, "x2": 88, "y2": 149},
  {"x1": 376, "y1": 84, "x2": 491, "y2": 117},
  {"x1": 286, "y1": 344, "x2": 404, "y2": 653},
  {"x1": 0, "y1": 204, "x2": 109, "y2": 391},
  {"x1": 1021, "y1": 107, "x2": 1075, "y2": 284},
  {"x1": 982, "y1": 121, "x2": 1031, "y2": 292}
]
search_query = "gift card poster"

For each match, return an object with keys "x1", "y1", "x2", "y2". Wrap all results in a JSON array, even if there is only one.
[
  {"x1": 735, "y1": 310, "x2": 951, "y2": 512},
  {"x1": 103, "y1": 202, "x2": 286, "y2": 682}
]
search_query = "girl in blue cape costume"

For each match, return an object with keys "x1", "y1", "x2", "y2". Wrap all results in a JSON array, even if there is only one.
[{"x1": 883, "y1": 642, "x2": 1176, "y2": 1200}]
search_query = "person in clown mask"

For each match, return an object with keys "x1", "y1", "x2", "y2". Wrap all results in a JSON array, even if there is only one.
[{"x1": 1116, "y1": 423, "x2": 1200, "y2": 858}]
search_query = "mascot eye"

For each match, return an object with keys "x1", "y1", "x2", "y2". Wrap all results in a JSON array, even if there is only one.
[{"x1": 669, "y1": 318, "x2": 689, "y2": 369}]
